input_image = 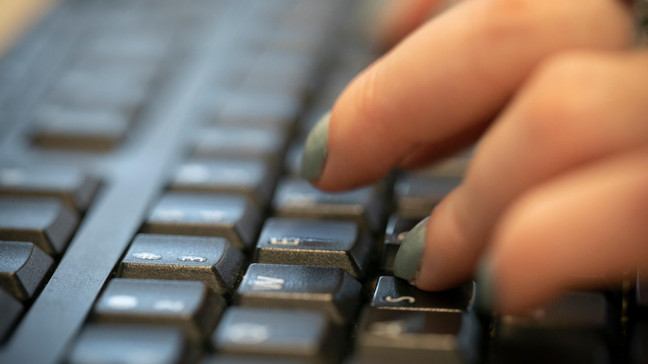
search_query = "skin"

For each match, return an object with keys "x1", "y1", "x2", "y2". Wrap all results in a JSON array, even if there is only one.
[{"x1": 310, "y1": 0, "x2": 648, "y2": 314}]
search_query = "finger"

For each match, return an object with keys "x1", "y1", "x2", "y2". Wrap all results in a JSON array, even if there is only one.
[
  {"x1": 481, "y1": 147, "x2": 648, "y2": 314},
  {"x1": 404, "y1": 50, "x2": 648, "y2": 292},
  {"x1": 376, "y1": 0, "x2": 451, "y2": 49},
  {"x1": 300, "y1": 0, "x2": 632, "y2": 191}
]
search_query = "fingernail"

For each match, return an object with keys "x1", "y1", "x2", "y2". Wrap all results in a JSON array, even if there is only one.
[
  {"x1": 393, "y1": 217, "x2": 429, "y2": 283},
  {"x1": 300, "y1": 111, "x2": 331, "y2": 181},
  {"x1": 475, "y1": 258, "x2": 496, "y2": 314}
]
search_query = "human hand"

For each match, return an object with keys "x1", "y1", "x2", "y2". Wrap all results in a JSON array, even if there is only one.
[{"x1": 300, "y1": 0, "x2": 643, "y2": 314}]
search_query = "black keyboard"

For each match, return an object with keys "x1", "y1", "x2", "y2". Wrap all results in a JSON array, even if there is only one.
[{"x1": 0, "y1": 1, "x2": 646, "y2": 363}]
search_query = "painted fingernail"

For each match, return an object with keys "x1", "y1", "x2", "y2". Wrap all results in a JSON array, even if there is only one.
[
  {"x1": 393, "y1": 217, "x2": 429, "y2": 283},
  {"x1": 300, "y1": 111, "x2": 331, "y2": 181},
  {"x1": 475, "y1": 258, "x2": 496, "y2": 314}
]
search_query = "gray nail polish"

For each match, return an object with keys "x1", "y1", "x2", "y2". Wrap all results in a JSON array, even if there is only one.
[
  {"x1": 300, "y1": 112, "x2": 330, "y2": 181},
  {"x1": 393, "y1": 217, "x2": 430, "y2": 283},
  {"x1": 475, "y1": 258, "x2": 496, "y2": 313}
]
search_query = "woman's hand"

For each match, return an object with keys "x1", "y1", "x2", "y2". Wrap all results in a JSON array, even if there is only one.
[{"x1": 300, "y1": 0, "x2": 645, "y2": 314}]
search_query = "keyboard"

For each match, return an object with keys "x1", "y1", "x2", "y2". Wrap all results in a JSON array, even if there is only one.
[{"x1": 0, "y1": 1, "x2": 646, "y2": 363}]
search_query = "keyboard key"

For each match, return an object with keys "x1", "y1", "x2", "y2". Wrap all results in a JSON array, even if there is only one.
[
  {"x1": 0, "y1": 197, "x2": 79, "y2": 255},
  {"x1": 119, "y1": 234, "x2": 244, "y2": 295},
  {"x1": 394, "y1": 175, "x2": 460, "y2": 219},
  {"x1": 207, "y1": 92, "x2": 301, "y2": 130},
  {"x1": 490, "y1": 292, "x2": 610, "y2": 364},
  {"x1": 272, "y1": 178, "x2": 385, "y2": 233},
  {"x1": 0, "y1": 241, "x2": 53, "y2": 301},
  {"x1": 370, "y1": 276, "x2": 475, "y2": 312},
  {"x1": 192, "y1": 126, "x2": 287, "y2": 162},
  {"x1": 67, "y1": 324, "x2": 187, "y2": 364},
  {"x1": 212, "y1": 307, "x2": 334, "y2": 363},
  {"x1": 0, "y1": 289, "x2": 23, "y2": 342},
  {"x1": 381, "y1": 215, "x2": 419, "y2": 274},
  {"x1": 94, "y1": 279, "x2": 225, "y2": 341},
  {"x1": 0, "y1": 166, "x2": 99, "y2": 212},
  {"x1": 202, "y1": 355, "x2": 304, "y2": 364},
  {"x1": 236, "y1": 264, "x2": 361, "y2": 325},
  {"x1": 143, "y1": 192, "x2": 261, "y2": 250},
  {"x1": 170, "y1": 159, "x2": 275, "y2": 205},
  {"x1": 31, "y1": 106, "x2": 130, "y2": 151},
  {"x1": 255, "y1": 218, "x2": 373, "y2": 279},
  {"x1": 356, "y1": 308, "x2": 480, "y2": 364}
]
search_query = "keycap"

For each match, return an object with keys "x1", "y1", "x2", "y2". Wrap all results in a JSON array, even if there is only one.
[
  {"x1": 119, "y1": 234, "x2": 244, "y2": 295},
  {"x1": 48, "y1": 71, "x2": 147, "y2": 114},
  {"x1": 67, "y1": 324, "x2": 187, "y2": 364},
  {"x1": 192, "y1": 126, "x2": 287, "y2": 162},
  {"x1": 236, "y1": 264, "x2": 362, "y2": 325},
  {"x1": 371, "y1": 276, "x2": 475, "y2": 312},
  {"x1": 490, "y1": 292, "x2": 610, "y2": 364},
  {"x1": 212, "y1": 307, "x2": 334, "y2": 363},
  {"x1": 255, "y1": 218, "x2": 373, "y2": 279},
  {"x1": 0, "y1": 197, "x2": 79, "y2": 255},
  {"x1": 142, "y1": 192, "x2": 261, "y2": 250},
  {"x1": 0, "y1": 289, "x2": 23, "y2": 342},
  {"x1": 31, "y1": 106, "x2": 130, "y2": 151},
  {"x1": 207, "y1": 92, "x2": 301, "y2": 130},
  {"x1": 93, "y1": 279, "x2": 225, "y2": 341},
  {"x1": 169, "y1": 159, "x2": 275, "y2": 205},
  {"x1": 381, "y1": 215, "x2": 419, "y2": 274},
  {"x1": 283, "y1": 142, "x2": 303, "y2": 176},
  {"x1": 394, "y1": 175, "x2": 460, "y2": 219},
  {"x1": 0, "y1": 241, "x2": 54, "y2": 301},
  {"x1": 0, "y1": 166, "x2": 100, "y2": 212},
  {"x1": 356, "y1": 308, "x2": 480, "y2": 364},
  {"x1": 272, "y1": 178, "x2": 385, "y2": 233}
]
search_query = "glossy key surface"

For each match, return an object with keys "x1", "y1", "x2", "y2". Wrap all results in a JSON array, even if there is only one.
[
  {"x1": 67, "y1": 324, "x2": 187, "y2": 364},
  {"x1": 0, "y1": 241, "x2": 53, "y2": 301},
  {"x1": 119, "y1": 234, "x2": 244, "y2": 295},
  {"x1": 356, "y1": 308, "x2": 479, "y2": 364},
  {"x1": 143, "y1": 192, "x2": 261, "y2": 250},
  {"x1": 212, "y1": 307, "x2": 333, "y2": 363},
  {"x1": 170, "y1": 159, "x2": 274, "y2": 205},
  {"x1": 236, "y1": 264, "x2": 361, "y2": 325},
  {"x1": 371, "y1": 276, "x2": 475, "y2": 312},
  {"x1": 0, "y1": 198, "x2": 79, "y2": 255},
  {"x1": 272, "y1": 178, "x2": 384, "y2": 233},
  {"x1": 255, "y1": 218, "x2": 373, "y2": 279},
  {"x1": 394, "y1": 175, "x2": 460, "y2": 219},
  {"x1": 94, "y1": 279, "x2": 225, "y2": 341},
  {"x1": 0, "y1": 166, "x2": 99, "y2": 212}
]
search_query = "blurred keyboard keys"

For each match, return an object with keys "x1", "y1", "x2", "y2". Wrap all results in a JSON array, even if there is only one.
[
  {"x1": 170, "y1": 159, "x2": 274, "y2": 205},
  {"x1": 491, "y1": 292, "x2": 610, "y2": 364},
  {"x1": 356, "y1": 308, "x2": 479, "y2": 364},
  {"x1": 193, "y1": 126, "x2": 286, "y2": 162},
  {"x1": 0, "y1": 166, "x2": 99, "y2": 212},
  {"x1": 31, "y1": 106, "x2": 130, "y2": 151},
  {"x1": 394, "y1": 175, "x2": 460, "y2": 219},
  {"x1": 212, "y1": 307, "x2": 334, "y2": 363},
  {"x1": 67, "y1": 324, "x2": 187, "y2": 364}
]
